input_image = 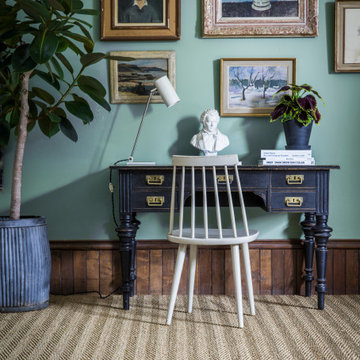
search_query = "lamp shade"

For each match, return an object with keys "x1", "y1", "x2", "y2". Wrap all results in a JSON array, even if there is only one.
[{"x1": 154, "y1": 76, "x2": 180, "y2": 108}]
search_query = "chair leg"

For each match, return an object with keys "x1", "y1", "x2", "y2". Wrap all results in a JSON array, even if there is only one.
[
  {"x1": 231, "y1": 245, "x2": 243, "y2": 328},
  {"x1": 242, "y1": 243, "x2": 255, "y2": 316},
  {"x1": 188, "y1": 245, "x2": 197, "y2": 313},
  {"x1": 166, "y1": 244, "x2": 187, "y2": 325}
]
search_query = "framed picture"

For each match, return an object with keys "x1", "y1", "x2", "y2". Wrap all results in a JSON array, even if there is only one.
[
  {"x1": 110, "y1": 51, "x2": 176, "y2": 104},
  {"x1": 220, "y1": 58, "x2": 296, "y2": 117},
  {"x1": 100, "y1": 0, "x2": 180, "y2": 40},
  {"x1": 335, "y1": 1, "x2": 360, "y2": 72},
  {"x1": 202, "y1": 0, "x2": 318, "y2": 38}
]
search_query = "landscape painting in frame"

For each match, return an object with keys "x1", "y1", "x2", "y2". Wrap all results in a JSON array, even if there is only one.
[
  {"x1": 202, "y1": 0, "x2": 318, "y2": 37},
  {"x1": 335, "y1": 1, "x2": 360, "y2": 72},
  {"x1": 220, "y1": 58, "x2": 296, "y2": 117},
  {"x1": 110, "y1": 51, "x2": 176, "y2": 104}
]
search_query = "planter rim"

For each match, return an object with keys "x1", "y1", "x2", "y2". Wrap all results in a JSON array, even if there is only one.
[{"x1": 0, "y1": 216, "x2": 47, "y2": 228}]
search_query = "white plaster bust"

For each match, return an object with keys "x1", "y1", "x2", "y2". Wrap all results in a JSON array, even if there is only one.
[{"x1": 190, "y1": 109, "x2": 229, "y2": 156}]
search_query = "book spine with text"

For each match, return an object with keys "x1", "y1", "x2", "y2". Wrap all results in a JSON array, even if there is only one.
[
  {"x1": 260, "y1": 150, "x2": 312, "y2": 158},
  {"x1": 259, "y1": 159, "x2": 315, "y2": 165}
]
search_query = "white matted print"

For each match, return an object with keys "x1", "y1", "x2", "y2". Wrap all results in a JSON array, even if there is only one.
[{"x1": 220, "y1": 58, "x2": 296, "y2": 117}]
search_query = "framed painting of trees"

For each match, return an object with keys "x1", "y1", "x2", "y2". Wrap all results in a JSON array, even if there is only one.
[{"x1": 220, "y1": 58, "x2": 296, "y2": 117}]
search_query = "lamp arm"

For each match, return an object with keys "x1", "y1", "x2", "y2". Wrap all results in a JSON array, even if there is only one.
[{"x1": 129, "y1": 88, "x2": 157, "y2": 161}]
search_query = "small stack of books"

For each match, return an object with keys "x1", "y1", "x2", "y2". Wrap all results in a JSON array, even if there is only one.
[{"x1": 259, "y1": 149, "x2": 315, "y2": 165}]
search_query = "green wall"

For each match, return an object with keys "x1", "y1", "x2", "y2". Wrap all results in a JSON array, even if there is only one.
[{"x1": 1, "y1": 1, "x2": 359, "y2": 240}]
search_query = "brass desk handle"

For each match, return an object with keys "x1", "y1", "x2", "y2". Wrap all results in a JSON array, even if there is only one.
[
  {"x1": 285, "y1": 197, "x2": 303, "y2": 207},
  {"x1": 286, "y1": 175, "x2": 304, "y2": 185},
  {"x1": 217, "y1": 175, "x2": 233, "y2": 184},
  {"x1": 146, "y1": 175, "x2": 164, "y2": 186},
  {"x1": 146, "y1": 196, "x2": 165, "y2": 207}
]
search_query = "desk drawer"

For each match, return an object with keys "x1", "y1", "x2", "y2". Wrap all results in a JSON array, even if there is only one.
[
  {"x1": 132, "y1": 191, "x2": 174, "y2": 211},
  {"x1": 271, "y1": 191, "x2": 316, "y2": 212},
  {"x1": 271, "y1": 172, "x2": 315, "y2": 188},
  {"x1": 132, "y1": 172, "x2": 172, "y2": 188}
]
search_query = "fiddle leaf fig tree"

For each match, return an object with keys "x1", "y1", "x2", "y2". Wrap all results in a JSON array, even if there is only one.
[{"x1": 0, "y1": 0, "x2": 130, "y2": 220}]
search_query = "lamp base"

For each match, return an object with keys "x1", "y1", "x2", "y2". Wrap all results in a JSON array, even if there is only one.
[{"x1": 126, "y1": 161, "x2": 156, "y2": 166}]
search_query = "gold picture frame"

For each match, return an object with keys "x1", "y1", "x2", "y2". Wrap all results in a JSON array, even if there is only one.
[
  {"x1": 110, "y1": 51, "x2": 176, "y2": 104},
  {"x1": 101, "y1": 0, "x2": 181, "y2": 40},
  {"x1": 203, "y1": 0, "x2": 318, "y2": 38},
  {"x1": 335, "y1": 1, "x2": 360, "y2": 72},
  {"x1": 220, "y1": 58, "x2": 296, "y2": 117}
]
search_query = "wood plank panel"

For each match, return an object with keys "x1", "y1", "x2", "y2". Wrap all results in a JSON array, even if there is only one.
[
  {"x1": 346, "y1": 249, "x2": 358, "y2": 294},
  {"x1": 326, "y1": 249, "x2": 334, "y2": 295},
  {"x1": 50, "y1": 251, "x2": 61, "y2": 294},
  {"x1": 73, "y1": 251, "x2": 87, "y2": 293},
  {"x1": 296, "y1": 248, "x2": 305, "y2": 296},
  {"x1": 112, "y1": 250, "x2": 122, "y2": 294},
  {"x1": 284, "y1": 249, "x2": 296, "y2": 295},
  {"x1": 61, "y1": 251, "x2": 74, "y2": 295},
  {"x1": 333, "y1": 249, "x2": 346, "y2": 295},
  {"x1": 136, "y1": 249, "x2": 149, "y2": 295},
  {"x1": 162, "y1": 249, "x2": 175, "y2": 294},
  {"x1": 150, "y1": 250, "x2": 162, "y2": 294},
  {"x1": 224, "y1": 249, "x2": 234, "y2": 296},
  {"x1": 86, "y1": 251, "x2": 99, "y2": 292},
  {"x1": 100, "y1": 250, "x2": 113, "y2": 295},
  {"x1": 211, "y1": 249, "x2": 225, "y2": 295},
  {"x1": 199, "y1": 249, "x2": 211, "y2": 294},
  {"x1": 178, "y1": 248, "x2": 188, "y2": 295},
  {"x1": 250, "y1": 249, "x2": 260, "y2": 296},
  {"x1": 260, "y1": 249, "x2": 272, "y2": 295},
  {"x1": 272, "y1": 250, "x2": 284, "y2": 295}
]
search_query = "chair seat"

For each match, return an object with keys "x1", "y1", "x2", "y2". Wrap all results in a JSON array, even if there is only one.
[{"x1": 168, "y1": 228, "x2": 259, "y2": 246}]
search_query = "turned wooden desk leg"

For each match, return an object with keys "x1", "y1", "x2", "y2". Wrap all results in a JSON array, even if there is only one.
[
  {"x1": 116, "y1": 213, "x2": 139, "y2": 310},
  {"x1": 301, "y1": 213, "x2": 316, "y2": 297},
  {"x1": 130, "y1": 214, "x2": 140, "y2": 297},
  {"x1": 313, "y1": 215, "x2": 332, "y2": 310}
]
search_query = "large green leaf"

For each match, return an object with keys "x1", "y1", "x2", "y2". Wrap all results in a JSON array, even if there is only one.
[
  {"x1": 19, "y1": 0, "x2": 50, "y2": 23},
  {"x1": 80, "y1": 52, "x2": 106, "y2": 67},
  {"x1": 73, "y1": 9, "x2": 98, "y2": 16},
  {"x1": 50, "y1": 56, "x2": 64, "y2": 80},
  {"x1": 10, "y1": 107, "x2": 20, "y2": 127},
  {"x1": 0, "y1": 121, "x2": 10, "y2": 146},
  {"x1": 11, "y1": 44, "x2": 37, "y2": 72},
  {"x1": 34, "y1": 69, "x2": 60, "y2": 90},
  {"x1": 47, "y1": 111, "x2": 62, "y2": 123},
  {"x1": 48, "y1": 0, "x2": 65, "y2": 11},
  {"x1": 31, "y1": 87, "x2": 55, "y2": 104},
  {"x1": 78, "y1": 75, "x2": 106, "y2": 97},
  {"x1": 87, "y1": 92, "x2": 111, "y2": 112},
  {"x1": 56, "y1": 37, "x2": 68, "y2": 53},
  {"x1": 55, "y1": 52, "x2": 73, "y2": 73},
  {"x1": 63, "y1": 30, "x2": 93, "y2": 53},
  {"x1": 38, "y1": 114, "x2": 60, "y2": 137},
  {"x1": 65, "y1": 100, "x2": 93, "y2": 123},
  {"x1": 59, "y1": 117, "x2": 78, "y2": 142},
  {"x1": 30, "y1": 31, "x2": 59, "y2": 64}
]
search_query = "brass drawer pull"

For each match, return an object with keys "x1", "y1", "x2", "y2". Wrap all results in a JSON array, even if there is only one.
[
  {"x1": 146, "y1": 175, "x2": 164, "y2": 186},
  {"x1": 146, "y1": 196, "x2": 165, "y2": 207},
  {"x1": 286, "y1": 175, "x2": 304, "y2": 185},
  {"x1": 217, "y1": 175, "x2": 233, "y2": 184},
  {"x1": 285, "y1": 197, "x2": 303, "y2": 207}
]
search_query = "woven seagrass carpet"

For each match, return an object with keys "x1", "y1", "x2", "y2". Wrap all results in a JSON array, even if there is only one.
[{"x1": 0, "y1": 294, "x2": 359, "y2": 360}]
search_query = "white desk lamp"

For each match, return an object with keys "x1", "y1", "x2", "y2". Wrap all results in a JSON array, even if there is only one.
[{"x1": 127, "y1": 76, "x2": 180, "y2": 166}]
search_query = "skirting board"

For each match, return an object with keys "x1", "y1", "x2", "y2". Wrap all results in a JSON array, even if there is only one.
[{"x1": 50, "y1": 239, "x2": 360, "y2": 296}]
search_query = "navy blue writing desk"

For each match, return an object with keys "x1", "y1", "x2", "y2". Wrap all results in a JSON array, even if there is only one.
[{"x1": 110, "y1": 165, "x2": 339, "y2": 310}]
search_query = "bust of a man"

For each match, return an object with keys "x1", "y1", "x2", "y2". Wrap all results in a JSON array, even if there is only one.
[{"x1": 190, "y1": 109, "x2": 229, "y2": 156}]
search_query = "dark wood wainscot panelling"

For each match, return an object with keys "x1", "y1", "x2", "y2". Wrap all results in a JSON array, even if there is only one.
[{"x1": 50, "y1": 240, "x2": 360, "y2": 296}]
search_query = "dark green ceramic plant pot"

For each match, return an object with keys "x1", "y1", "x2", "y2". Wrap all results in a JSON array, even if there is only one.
[{"x1": 0, "y1": 216, "x2": 51, "y2": 312}]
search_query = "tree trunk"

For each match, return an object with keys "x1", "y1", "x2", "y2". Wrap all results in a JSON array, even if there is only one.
[{"x1": 10, "y1": 70, "x2": 32, "y2": 220}]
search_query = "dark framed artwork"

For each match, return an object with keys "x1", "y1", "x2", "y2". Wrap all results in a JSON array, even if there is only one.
[
  {"x1": 109, "y1": 51, "x2": 176, "y2": 103},
  {"x1": 220, "y1": 58, "x2": 296, "y2": 117},
  {"x1": 101, "y1": 0, "x2": 181, "y2": 40},
  {"x1": 203, "y1": 0, "x2": 319, "y2": 38},
  {"x1": 335, "y1": 1, "x2": 360, "y2": 72}
]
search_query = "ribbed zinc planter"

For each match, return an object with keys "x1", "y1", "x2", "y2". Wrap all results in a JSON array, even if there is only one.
[
  {"x1": 283, "y1": 119, "x2": 313, "y2": 150},
  {"x1": 0, "y1": 216, "x2": 51, "y2": 312}
]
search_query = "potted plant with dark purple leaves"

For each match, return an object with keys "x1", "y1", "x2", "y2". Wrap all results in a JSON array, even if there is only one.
[
  {"x1": 0, "y1": 0, "x2": 131, "y2": 312},
  {"x1": 269, "y1": 84, "x2": 324, "y2": 150}
]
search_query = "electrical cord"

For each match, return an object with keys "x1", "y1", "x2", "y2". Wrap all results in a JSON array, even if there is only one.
[{"x1": 109, "y1": 159, "x2": 128, "y2": 228}]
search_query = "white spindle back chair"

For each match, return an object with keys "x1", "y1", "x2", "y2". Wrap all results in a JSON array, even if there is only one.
[{"x1": 166, "y1": 154, "x2": 259, "y2": 328}]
